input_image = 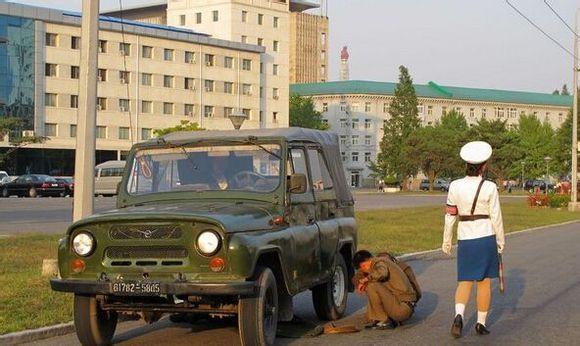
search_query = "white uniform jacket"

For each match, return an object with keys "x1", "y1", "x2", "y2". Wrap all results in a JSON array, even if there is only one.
[{"x1": 443, "y1": 176, "x2": 505, "y2": 248}]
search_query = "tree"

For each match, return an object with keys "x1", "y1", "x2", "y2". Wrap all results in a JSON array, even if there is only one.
[
  {"x1": 289, "y1": 94, "x2": 328, "y2": 130},
  {"x1": 0, "y1": 117, "x2": 48, "y2": 165},
  {"x1": 373, "y1": 65, "x2": 420, "y2": 189},
  {"x1": 153, "y1": 120, "x2": 204, "y2": 137},
  {"x1": 552, "y1": 89, "x2": 560, "y2": 95},
  {"x1": 561, "y1": 84, "x2": 570, "y2": 96},
  {"x1": 553, "y1": 110, "x2": 576, "y2": 177},
  {"x1": 514, "y1": 114, "x2": 555, "y2": 181}
]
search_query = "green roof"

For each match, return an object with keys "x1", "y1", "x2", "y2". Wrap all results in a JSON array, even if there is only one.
[{"x1": 290, "y1": 80, "x2": 573, "y2": 108}]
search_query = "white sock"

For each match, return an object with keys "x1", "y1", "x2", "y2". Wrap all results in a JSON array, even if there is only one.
[
  {"x1": 477, "y1": 311, "x2": 488, "y2": 326},
  {"x1": 455, "y1": 303, "x2": 465, "y2": 318}
]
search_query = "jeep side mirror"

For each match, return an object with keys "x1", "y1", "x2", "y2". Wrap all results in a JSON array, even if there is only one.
[{"x1": 288, "y1": 173, "x2": 307, "y2": 194}]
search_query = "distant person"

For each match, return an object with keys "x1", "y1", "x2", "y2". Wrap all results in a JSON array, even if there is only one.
[
  {"x1": 352, "y1": 250, "x2": 420, "y2": 329},
  {"x1": 441, "y1": 141, "x2": 505, "y2": 338},
  {"x1": 378, "y1": 180, "x2": 385, "y2": 192}
]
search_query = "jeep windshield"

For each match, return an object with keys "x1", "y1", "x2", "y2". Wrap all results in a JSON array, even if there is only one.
[{"x1": 127, "y1": 144, "x2": 282, "y2": 195}]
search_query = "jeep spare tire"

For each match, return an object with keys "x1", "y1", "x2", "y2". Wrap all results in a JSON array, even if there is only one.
[
  {"x1": 238, "y1": 266, "x2": 278, "y2": 346},
  {"x1": 73, "y1": 294, "x2": 118, "y2": 346},
  {"x1": 312, "y1": 254, "x2": 348, "y2": 321}
]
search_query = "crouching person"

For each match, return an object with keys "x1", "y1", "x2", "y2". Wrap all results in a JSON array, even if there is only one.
[{"x1": 353, "y1": 250, "x2": 421, "y2": 329}]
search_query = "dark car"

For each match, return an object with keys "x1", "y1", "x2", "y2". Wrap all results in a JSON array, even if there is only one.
[
  {"x1": 50, "y1": 128, "x2": 357, "y2": 346},
  {"x1": 420, "y1": 178, "x2": 451, "y2": 191},
  {"x1": 56, "y1": 177, "x2": 74, "y2": 197},
  {"x1": 524, "y1": 179, "x2": 554, "y2": 193},
  {"x1": 1, "y1": 174, "x2": 65, "y2": 198}
]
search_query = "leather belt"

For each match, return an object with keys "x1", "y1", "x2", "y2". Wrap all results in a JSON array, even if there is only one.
[{"x1": 459, "y1": 215, "x2": 490, "y2": 222}]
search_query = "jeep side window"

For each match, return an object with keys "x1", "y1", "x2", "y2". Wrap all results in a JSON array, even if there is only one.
[
  {"x1": 307, "y1": 149, "x2": 333, "y2": 191},
  {"x1": 290, "y1": 148, "x2": 310, "y2": 193}
]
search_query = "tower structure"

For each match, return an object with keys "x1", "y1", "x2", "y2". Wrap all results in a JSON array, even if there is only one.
[{"x1": 339, "y1": 46, "x2": 349, "y2": 81}]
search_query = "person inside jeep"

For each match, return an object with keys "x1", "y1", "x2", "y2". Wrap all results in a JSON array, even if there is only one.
[{"x1": 352, "y1": 250, "x2": 421, "y2": 329}]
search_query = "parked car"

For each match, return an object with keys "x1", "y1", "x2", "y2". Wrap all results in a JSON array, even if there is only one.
[
  {"x1": 420, "y1": 178, "x2": 451, "y2": 191},
  {"x1": 95, "y1": 160, "x2": 125, "y2": 196},
  {"x1": 56, "y1": 177, "x2": 74, "y2": 197},
  {"x1": 1, "y1": 174, "x2": 65, "y2": 198},
  {"x1": 0, "y1": 170, "x2": 10, "y2": 184},
  {"x1": 524, "y1": 179, "x2": 554, "y2": 193},
  {"x1": 51, "y1": 128, "x2": 357, "y2": 346}
]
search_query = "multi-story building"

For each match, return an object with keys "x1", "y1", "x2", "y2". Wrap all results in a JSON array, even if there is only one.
[
  {"x1": 0, "y1": 2, "x2": 267, "y2": 175},
  {"x1": 291, "y1": 80, "x2": 573, "y2": 187},
  {"x1": 289, "y1": 8, "x2": 328, "y2": 83}
]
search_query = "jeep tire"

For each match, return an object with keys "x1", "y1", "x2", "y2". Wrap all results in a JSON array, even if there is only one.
[
  {"x1": 74, "y1": 294, "x2": 118, "y2": 346},
  {"x1": 238, "y1": 266, "x2": 278, "y2": 346},
  {"x1": 312, "y1": 254, "x2": 348, "y2": 321}
]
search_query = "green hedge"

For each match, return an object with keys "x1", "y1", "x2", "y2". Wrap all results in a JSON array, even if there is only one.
[{"x1": 548, "y1": 194, "x2": 570, "y2": 208}]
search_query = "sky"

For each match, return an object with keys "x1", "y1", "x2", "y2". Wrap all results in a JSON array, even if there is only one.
[{"x1": 14, "y1": 0, "x2": 580, "y2": 94}]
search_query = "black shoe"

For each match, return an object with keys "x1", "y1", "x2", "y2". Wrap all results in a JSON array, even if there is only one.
[
  {"x1": 475, "y1": 323, "x2": 490, "y2": 335},
  {"x1": 450, "y1": 314, "x2": 463, "y2": 338}
]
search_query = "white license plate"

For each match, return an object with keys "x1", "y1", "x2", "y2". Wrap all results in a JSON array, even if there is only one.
[{"x1": 111, "y1": 281, "x2": 161, "y2": 295}]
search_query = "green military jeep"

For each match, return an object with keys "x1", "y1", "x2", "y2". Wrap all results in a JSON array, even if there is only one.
[{"x1": 51, "y1": 128, "x2": 357, "y2": 345}]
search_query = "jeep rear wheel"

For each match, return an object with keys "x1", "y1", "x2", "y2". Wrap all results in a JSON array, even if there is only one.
[
  {"x1": 238, "y1": 266, "x2": 278, "y2": 346},
  {"x1": 74, "y1": 294, "x2": 118, "y2": 346},
  {"x1": 312, "y1": 254, "x2": 348, "y2": 321}
]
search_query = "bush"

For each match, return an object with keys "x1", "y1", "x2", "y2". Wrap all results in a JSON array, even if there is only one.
[{"x1": 547, "y1": 193, "x2": 570, "y2": 208}]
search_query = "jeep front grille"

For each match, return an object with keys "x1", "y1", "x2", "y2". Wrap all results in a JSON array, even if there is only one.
[
  {"x1": 105, "y1": 246, "x2": 189, "y2": 259},
  {"x1": 109, "y1": 225, "x2": 183, "y2": 240}
]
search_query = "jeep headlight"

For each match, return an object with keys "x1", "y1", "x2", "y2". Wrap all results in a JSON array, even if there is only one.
[
  {"x1": 72, "y1": 232, "x2": 95, "y2": 257},
  {"x1": 197, "y1": 231, "x2": 221, "y2": 256}
]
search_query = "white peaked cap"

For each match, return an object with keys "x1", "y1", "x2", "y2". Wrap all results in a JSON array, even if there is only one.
[{"x1": 460, "y1": 141, "x2": 492, "y2": 164}]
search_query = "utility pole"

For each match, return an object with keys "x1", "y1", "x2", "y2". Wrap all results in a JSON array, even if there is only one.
[
  {"x1": 73, "y1": 0, "x2": 99, "y2": 221},
  {"x1": 571, "y1": 10, "x2": 579, "y2": 210}
]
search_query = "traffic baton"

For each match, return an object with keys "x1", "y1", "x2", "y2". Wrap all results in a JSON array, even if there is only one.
[{"x1": 498, "y1": 253, "x2": 505, "y2": 294}]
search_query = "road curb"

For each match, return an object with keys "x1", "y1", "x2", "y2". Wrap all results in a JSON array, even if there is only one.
[{"x1": 0, "y1": 322, "x2": 75, "y2": 345}]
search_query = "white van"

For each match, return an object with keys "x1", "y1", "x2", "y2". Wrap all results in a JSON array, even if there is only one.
[{"x1": 94, "y1": 161, "x2": 126, "y2": 196}]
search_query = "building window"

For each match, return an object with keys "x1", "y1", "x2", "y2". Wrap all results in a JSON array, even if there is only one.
[
  {"x1": 213, "y1": 10, "x2": 219, "y2": 22},
  {"x1": 427, "y1": 105, "x2": 433, "y2": 115},
  {"x1": 273, "y1": 88, "x2": 279, "y2": 100},
  {"x1": 142, "y1": 45, "x2": 153, "y2": 58},
  {"x1": 119, "y1": 42, "x2": 131, "y2": 56},
  {"x1": 204, "y1": 79, "x2": 214, "y2": 92},
  {"x1": 196, "y1": 12, "x2": 202, "y2": 24},
  {"x1": 273, "y1": 16, "x2": 279, "y2": 28},
  {"x1": 341, "y1": 152, "x2": 347, "y2": 162},
  {"x1": 224, "y1": 81, "x2": 234, "y2": 94},
  {"x1": 352, "y1": 135, "x2": 359, "y2": 145},
  {"x1": 242, "y1": 83, "x2": 252, "y2": 96},
  {"x1": 442, "y1": 106, "x2": 448, "y2": 115},
  {"x1": 185, "y1": 51, "x2": 195, "y2": 63},
  {"x1": 257, "y1": 38, "x2": 263, "y2": 46},
  {"x1": 96, "y1": 126, "x2": 107, "y2": 139},
  {"x1": 242, "y1": 59, "x2": 252, "y2": 71},
  {"x1": 258, "y1": 13, "x2": 264, "y2": 25},
  {"x1": 141, "y1": 128, "x2": 152, "y2": 140},
  {"x1": 482, "y1": 108, "x2": 487, "y2": 118},
  {"x1": 119, "y1": 71, "x2": 130, "y2": 84},
  {"x1": 224, "y1": 56, "x2": 234, "y2": 68},
  {"x1": 71, "y1": 66, "x2": 80, "y2": 79},
  {"x1": 558, "y1": 113, "x2": 563, "y2": 122},
  {"x1": 496, "y1": 107, "x2": 505, "y2": 118},
  {"x1": 352, "y1": 119, "x2": 359, "y2": 129},
  {"x1": 163, "y1": 102, "x2": 173, "y2": 115},
  {"x1": 163, "y1": 75, "x2": 174, "y2": 88},
  {"x1": 45, "y1": 63, "x2": 57, "y2": 77},
  {"x1": 119, "y1": 127, "x2": 130, "y2": 140},
  {"x1": 352, "y1": 152, "x2": 359, "y2": 162},
  {"x1": 164, "y1": 48, "x2": 174, "y2": 61},
  {"x1": 141, "y1": 100, "x2": 152, "y2": 113},
  {"x1": 273, "y1": 64, "x2": 279, "y2": 75},
  {"x1": 340, "y1": 135, "x2": 347, "y2": 145},
  {"x1": 70, "y1": 95, "x2": 78, "y2": 108},
  {"x1": 141, "y1": 73, "x2": 152, "y2": 86},
  {"x1": 365, "y1": 102, "x2": 371, "y2": 112},
  {"x1": 455, "y1": 106, "x2": 462, "y2": 113},
  {"x1": 365, "y1": 119, "x2": 372, "y2": 129},
  {"x1": 321, "y1": 32, "x2": 327, "y2": 45},
  {"x1": 273, "y1": 40, "x2": 279, "y2": 52},
  {"x1": 224, "y1": 107, "x2": 233, "y2": 118},
  {"x1": 45, "y1": 33, "x2": 57, "y2": 47},
  {"x1": 365, "y1": 152, "x2": 371, "y2": 162},
  {"x1": 97, "y1": 69, "x2": 107, "y2": 82},
  {"x1": 45, "y1": 93, "x2": 57, "y2": 107},
  {"x1": 417, "y1": 105, "x2": 424, "y2": 114},
  {"x1": 70, "y1": 124, "x2": 77, "y2": 138},
  {"x1": 204, "y1": 105, "x2": 214, "y2": 117},
  {"x1": 509, "y1": 108, "x2": 517, "y2": 118},
  {"x1": 340, "y1": 118, "x2": 347, "y2": 128},
  {"x1": 98, "y1": 40, "x2": 107, "y2": 53},
  {"x1": 71, "y1": 36, "x2": 81, "y2": 49},
  {"x1": 365, "y1": 135, "x2": 372, "y2": 145},
  {"x1": 273, "y1": 112, "x2": 278, "y2": 123},
  {"x1": 119, "y1": 99, "x2": 130, "y2": 112},
  {"x1": 242, "y1": 10, "x2": 247, "y2": 22},
  {"x1": 185, "y1": 104, "x2": 195, "y2": 116},
  {"x1": 97, "y1": 97, "x2": 107, "y2": 111},
  {"x1": 185, "y1": 77, "x2": 195, "y2": 90},
  {"x1": 322, "y1": 103, "x2": 328, "y2": 112},
  {"x1": 469, "y1": 108, "x2": 475, "y2": 117},
  {"x1": 45, "y1": 123, "x2": 57, "y2": 136},
  {"x1": 383, "y1": 103, "x2": 389, "y2": 113},
  {"x1": 241, "y1": 35, "x2": 248, "y2": 44},
  {"x1": 179, "y1": 14, "x2": 186, "y2": 26},
  {"x1": 205, "y1": 54, "x2": 215, "y2": 66}
]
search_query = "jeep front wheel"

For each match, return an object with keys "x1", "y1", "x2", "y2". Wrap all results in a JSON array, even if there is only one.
[
  {"x1": 312, "y1": 254, "x2": 348, "y2": 321},
  {"x1": 73, "y1": 294, "x2": 118, "y2": 346},
  {"x1": 238, "y1": 266, "x2": 278, "y2": 346}
]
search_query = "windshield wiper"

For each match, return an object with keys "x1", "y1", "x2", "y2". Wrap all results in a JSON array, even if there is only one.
[{"x1": 244, "y1": 136, "x2": 282, "y2": 160}]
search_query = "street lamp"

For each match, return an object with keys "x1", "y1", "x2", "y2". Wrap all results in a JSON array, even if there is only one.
[
  {"x1": 228, "y1": 111, "x2": 247, "y2": 130},
  {"x1": 521, "y1": 161, "x2": 525, "y2": 190},
  {"x1": 544, "y1": 156, "x2": 551, "y2": 194}
]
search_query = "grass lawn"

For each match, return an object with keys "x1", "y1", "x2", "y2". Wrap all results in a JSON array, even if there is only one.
[{"x1": 0, "y1": 201, "x2": 578, "y2": 334}]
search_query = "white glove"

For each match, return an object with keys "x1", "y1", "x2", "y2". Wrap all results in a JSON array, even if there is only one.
[
  {"x1": 497, "y1": 243, "x2": 504, "y2": 254},
  {"x1": 442, "y1": 242, "x2": 452, "y2": 255}
]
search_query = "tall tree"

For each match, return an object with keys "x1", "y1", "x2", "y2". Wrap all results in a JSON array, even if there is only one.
[
  {"x1": 373, "y1": 65, "x2": 420, "y2": 189},
  {"x1": 153, "y1": 120, "x2": 204, "y2": 137},
  {"x1": 553, "y1": 110, "x2": 576, "y2": 177},
  {"x1": 289, "y1": 94, "x2": 328, "y2": 130},
  {"x1": 515, "y1": 114, "x2": 556, "y2": 181},
  {"x1": 561, "y1": 84, "x2": 570, "y2": 96},
  {"x1": 0, "y1": 117, "x2": 48, "y2": 165}
]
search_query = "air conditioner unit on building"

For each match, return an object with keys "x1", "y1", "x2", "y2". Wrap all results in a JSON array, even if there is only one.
[
  {"x1": 206, "y1": 61, "x2": 212, "y2": 67},
  {"x1": 120, "y1": 78, "x2": 128, "y2": 84},
  {"x1": 22, "y1": 130, "x2": 35, "y2": 137},
  {"x1": 205, "y1": 87, "x2": 212, "y2": 92},
  {"x1": 120, "y1": 106, "x2": 127, "y2": 112},
  {"x1": 273, "y1": 95, "x2": 279, "y2": 100},
  {"x1": 187, "y1": 111, "x2": 194, "y2": 117},
  {"x1": 206, "y1": 113, "x2": 214, "y2": 117},
  {"x1": 96, "y1": 105, "x2": 102, "y2": 111},
  {"x1": 97, "y1": 75, "x2": 103, "y2": 82}
]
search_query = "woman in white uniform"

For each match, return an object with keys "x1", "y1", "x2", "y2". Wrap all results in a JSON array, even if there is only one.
[{"x1": 442, "y1": 141, "x2": 505, "y2": 338}]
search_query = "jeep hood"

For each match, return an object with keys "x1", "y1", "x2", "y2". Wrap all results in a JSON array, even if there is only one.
[{"x1": 69, "y1": 201, "x2": 278, "y2": 234}]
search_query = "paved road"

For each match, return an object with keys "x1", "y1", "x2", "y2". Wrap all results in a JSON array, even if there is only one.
[{"x1": 28, "y1": 221, "x2": 580, "y2": 345}]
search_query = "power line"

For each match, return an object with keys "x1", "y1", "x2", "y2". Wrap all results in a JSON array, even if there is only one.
[
  {"x1": 543, "y1": 0, "x2": 578, "y2": 37},
  {"x1": 505, "y1": 0, "x2": 577, "y2": 61}
]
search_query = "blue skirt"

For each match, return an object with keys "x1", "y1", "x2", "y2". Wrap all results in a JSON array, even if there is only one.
[{"x1": 457, "y1": 235, "x2": 499, "y2": 281}]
